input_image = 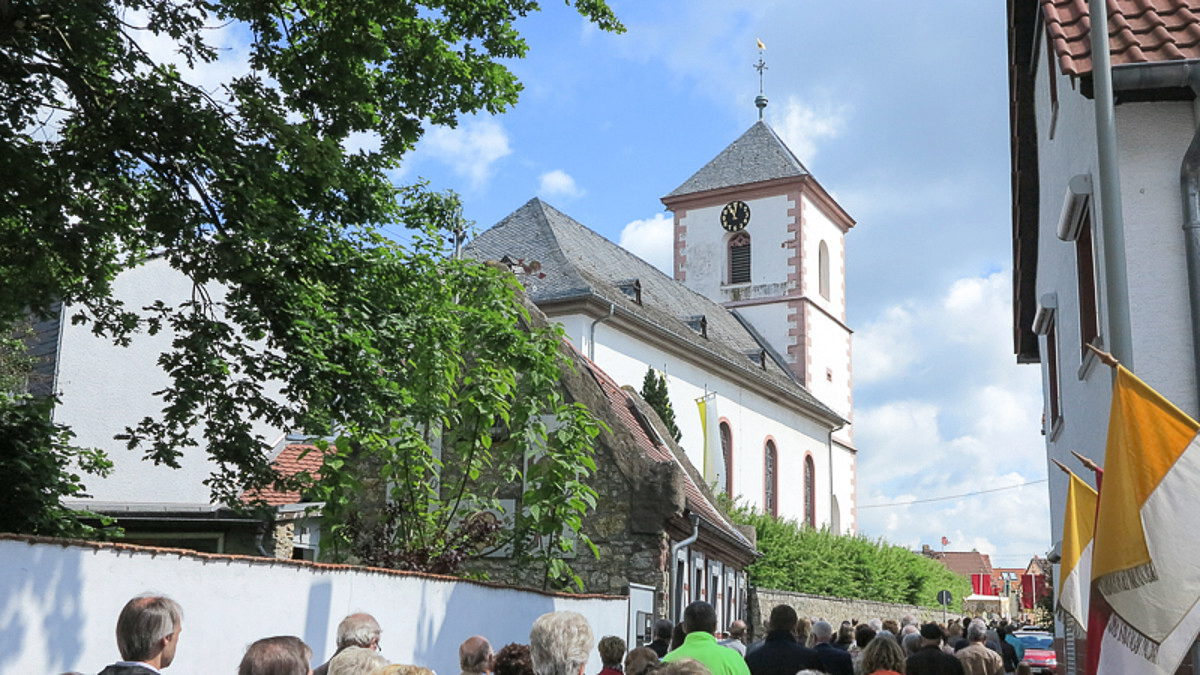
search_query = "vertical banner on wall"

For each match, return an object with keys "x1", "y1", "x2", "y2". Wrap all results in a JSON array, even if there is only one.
[{"x1": 696, "y1": 391, "x2": 724, "y2": 487}]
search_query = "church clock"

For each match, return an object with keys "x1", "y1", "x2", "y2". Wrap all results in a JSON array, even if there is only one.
[{"x1": 720, "y1": 200, "x2": 751, "y2": 232}]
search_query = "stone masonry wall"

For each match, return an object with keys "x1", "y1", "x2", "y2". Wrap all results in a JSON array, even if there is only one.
[{"x1": 748, "y1": 587, "x2": 943, "y2": 641}]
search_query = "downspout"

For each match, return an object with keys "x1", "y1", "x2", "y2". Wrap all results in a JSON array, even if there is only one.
[
  {"x1": 588, "y1": 304, "x2": 615, "y2": 361},
  {"x1": 668, "y1": 513, "x2": 700, "y2": 623},
  {"x1": 827, "y1": 428, "x2": 836, "y2": 533},
  {"x1": 1090, "y1": 0, "x2": 1135, "y2": 368}
]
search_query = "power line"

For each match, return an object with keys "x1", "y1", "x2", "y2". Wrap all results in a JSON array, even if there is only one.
[{"x1": 858, "y1": 478, "x2": 1049, "y2": 509}]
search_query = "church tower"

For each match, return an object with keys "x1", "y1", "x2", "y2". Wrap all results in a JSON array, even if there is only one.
[{"x1": 660, "y1": 120, "x2": 856, "y2": 450}]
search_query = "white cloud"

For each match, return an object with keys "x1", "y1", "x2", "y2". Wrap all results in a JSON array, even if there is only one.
[
  {"x1": 853, "y1": 269, "x2": 1050, "y2": 565},
  {"x1": 537, "y1": 170, "x2": 585, "y2": 200},
  {"x1": 421, "y1": 118, "x2": 512, "y2": 189},
  {"x1": 618, "y1": 213, "x2": 674, "y2": 274},
  {"x1": 773, "y1": 96, "x2": 847, "y2": 164}
]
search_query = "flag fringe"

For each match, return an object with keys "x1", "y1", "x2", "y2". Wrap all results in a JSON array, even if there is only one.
[
  {"x1": 1055, "y1": 604, "x2": 1087, "y2": 633},
  {"x1": 1096, "y1": 561, "x2": 1158, "y2": 595},
  {"x1": 1106, "y1": 612, "x2": 1160, "y2": 662}
]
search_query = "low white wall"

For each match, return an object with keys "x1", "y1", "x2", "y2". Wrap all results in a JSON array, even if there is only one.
[{"x1": 0, "y1": 535, "x2": 628, "y2": 675}]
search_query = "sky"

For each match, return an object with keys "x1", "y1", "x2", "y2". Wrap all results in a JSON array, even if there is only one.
[{"x1": 140, "y1": 1, "x2": 1051, "y2": 569}]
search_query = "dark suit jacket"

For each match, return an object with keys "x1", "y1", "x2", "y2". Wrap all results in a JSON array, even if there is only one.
[
  {"x1": 814, "y1": 642, "x2": 854, "y2": 675},
  {"x1": 98, "y1": 665, "x2": 159, "y2": 675},
  {"x1": 649, "y1": 639, "x2": 670, "y2": 658},
  {"x1": 744, "y1": 630, "x2": 823, "y2": 675},
  {"x1": 906, "y1": 645, "x2": 967, "y2": 675}
]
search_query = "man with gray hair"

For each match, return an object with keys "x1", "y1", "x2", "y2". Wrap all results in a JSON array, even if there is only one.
[
  {"x1": 459, "y1": 636, "x2": 495, "y2": 675},
  {"x1": 314, "y1": 613, "x2": 382, "y2": 675},
  {"x1": 98, "y1": 595, "x2": 184, "y2": 675},
  {"x1": 954, "y1": 620, "x2": 1002, "y2": 675},
  {"x1": 530, "y1": 611, "x2": 593, "y2": 675},
  {"x1": 810, "y1": 620, "x2": 852, "y2": 675},
  {"x1": 716, "y1": 620, "x2": 747, "y2": 656}
]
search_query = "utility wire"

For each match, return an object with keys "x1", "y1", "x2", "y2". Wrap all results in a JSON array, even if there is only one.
[{"x1": 858, "y1": 478, "x2": 1049, "y2": 509}]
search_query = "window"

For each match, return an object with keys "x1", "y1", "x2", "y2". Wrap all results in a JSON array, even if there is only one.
[
  {"x1": 720, "y1": 422, "x2": 734, "y2": 496},
  {"x1": 818, "y1": 240, "x2": 830, "y2": 300},
  {"x1": 1034, "y1": 294, "x2": 1062, "y2": 437},
  {"x1": 804, "y1": 455, "x2": 816, "y2": 528},
  {"x1": 1047, "y1": 315, "x2": 1062, "y2": 430},
  {"x1": 1075, "y1": 206, "x2": 1100, "y2": 358},
  {"x1": 764, "y1": 440, "x2": 778, "y2": 517},
  {"x1": 728, "y1": 232, "x2": 751, "y2": 284}
]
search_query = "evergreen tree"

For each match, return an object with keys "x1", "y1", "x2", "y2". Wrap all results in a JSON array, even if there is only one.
[{"x1": 640, "y1": 367, "x2": 682, "y2": 443}]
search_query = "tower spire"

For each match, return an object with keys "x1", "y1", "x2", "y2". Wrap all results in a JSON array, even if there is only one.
[{"x1": 754, "y1": 38, "x2": 768, "y2": 120}]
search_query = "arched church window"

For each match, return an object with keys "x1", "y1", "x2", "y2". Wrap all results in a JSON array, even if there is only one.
[
  {"x1": 764, "y1": 440, "x2": 778, "y2": 517},
  {"x1": 804, "y1": 454, "x2": 816, "y2": 527},
  {"x1": 728, "y1": 232, "x2": 751, "y2": 284},
  {"x1": 818, "y1": 240, "x2": 830, "y2": 300},
  {"x1": 720, "y1": 422, "x2": 733, "y2": 496}
]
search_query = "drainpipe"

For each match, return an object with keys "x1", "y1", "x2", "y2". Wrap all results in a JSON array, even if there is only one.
[
  {"x1": 668, "y1": 513, "x2": 700, "y2": 623},
  {"x1": 588, "y1": 304, "x2": 615, "y2": 361},
  {"x1": 827, "y1": 428, "x2": 836, "y2": 533},
  {"x1": 1090, "y1": 0, "x2": 1135, "y2": 369}
]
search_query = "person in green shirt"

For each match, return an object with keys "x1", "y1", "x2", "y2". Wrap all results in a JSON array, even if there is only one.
[{"x1": 661, "y1": 602, "x2": 751, "y2": 675}]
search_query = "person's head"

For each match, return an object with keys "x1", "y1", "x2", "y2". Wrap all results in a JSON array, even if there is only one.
[
  {"x1": 597, "y1": 636, "x2": 626, "y2": 669},
  {"x1": 854, "y1": 623, "x2": 876, "y2": 649},
  {"x1": 859, "y1": 636, "x2": 906, "y2": 675},
  {"x1": 901, "y1": 614, "x2": 919, "y2": 629},
  {"x1": 946, "y1": 622, "x2": 962, "y2": 638},
  {"x1": 115, "y1": 595, "x2": 184, "y2": 666},
  {"x1": 727, "y1": 620, "x2": 746, "y2": 641},
  {"x1": 328, "y1": 646, "x2": 388, "y2": 675},
  {"x1": 794, "y1": 617, "x2": 812, "y2": 645},
  {"x1": 655, "y1": 659, "x2": 710, "y2": 675},
  {"x1": 967, "y1": 620, "x2": 989, "y2": 643},
  {"x1": 880, "y1": 619, "x2": 900, "y2": 637},
  {"x1": 623, "y1": 647, "x2": 659, "y2": 675},
  {"x1": 460, "y1": 636, "x2": 494, "y2": 674},
  {"x1": 811, "y1": 621, "x2": 833, "y2": 644},
  {"x1": 239, "y1": 636, "x2": 313, "y2": 675},
  {"x1": 869, "y1": 618, "x2": 883, "y2": 632},
  {"x1": 681, "y1": 602, "x2": 716, "y2": 635},
  {"x1": 1015, "y1": 664, "x2": 1032, "y2": 675},
  {"x1": 767, "y1": 604, "x2": 798, "y2": 634},
  {"x1": 901, "y1": 632, "x2": 921, "y2": 656},
  {"x1": 493, "y1": 644, "x2": 534, "y2": 675},
  {"x1": 918, "y1": 623, "x2": 943, "y2": 647},
  {"x1": 530, "y1": 611, "x2": 593, "y2": 675},
  {"x1": 669, "y1": 623, "x2": 686, "y2": 652},
  {"x1": 835, "y1": 624, "x2": 854, "y2": 645},
  {"x1": 653, "y1": 620, "x2": 674, "y2": 642},
  {"x1": 336, "y1": 614, "x2": 382, "y2": 651},
  {"x1": 375, "y1": 666, "x2": 435, "y2": 675}
]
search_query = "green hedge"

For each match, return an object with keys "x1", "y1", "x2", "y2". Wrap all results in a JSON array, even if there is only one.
[{"x1": 728, "y1": 503, "x2": 971, "y2": 609}]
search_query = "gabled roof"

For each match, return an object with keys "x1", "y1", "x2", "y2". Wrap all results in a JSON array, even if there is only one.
[
  {"x1": 664, "y1": 121, "x2": 810, "y2": 199},
  {"x1": 241, "y1": 444, "x2": 326, "y2": 506},
  {"x1": 464, "y1": 198, "x2": 844, "y2": 425},
  {"x1": 1043, "y1": 0, "x2": 1200, "y2": 77},
  {"x1": 928, "y1": 549, "x2": 995, "y2": 580}
]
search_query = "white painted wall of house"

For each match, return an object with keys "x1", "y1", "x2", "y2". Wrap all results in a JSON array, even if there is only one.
[
  {"x1": 0, "y1": 536, "x2": 628, "y2": 675},
  {"x1": 53, "y1": 257, "x2": 286, "y2": 506},
  {"x1": 1031, "y1": 40, "x2": 1200, "y2": 553}
]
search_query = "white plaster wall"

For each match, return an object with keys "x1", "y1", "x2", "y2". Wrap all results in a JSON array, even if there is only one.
[
  {"x1": 53, "y1": 258, "x2": 284, "y2": 505},
  {"x1": 676, "y1": 194, "x2": 793, "y2": 297},
  {"x1": 805, "y1": 309, "x2": 853, "y2": 432},
  {"x1": 0, "y1": 537, "x2": 627, "y2": 675},
  {"x1": 560, "y1": 314, "x2": 839, "y2": 526},
  {"x1": 801, "y1": 195, "x2": 847, "y2": 318}
]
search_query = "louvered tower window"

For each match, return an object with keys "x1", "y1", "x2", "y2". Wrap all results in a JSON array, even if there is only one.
[{"x1": 728, "y1": 232, "x2": 751, "y2": 284}]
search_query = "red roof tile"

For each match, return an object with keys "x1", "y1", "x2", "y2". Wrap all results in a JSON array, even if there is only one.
[
  {"x1": 1043, "y1": 0, "x2": 1200, "y2": 77},
  {"x1": 241, "y1": 444, "x2": 326, "y2": 506}
]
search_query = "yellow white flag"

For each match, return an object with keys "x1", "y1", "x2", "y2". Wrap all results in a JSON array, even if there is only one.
[{"x1": 1057, "y1": 469, "x2": 1096, "y2": 630}]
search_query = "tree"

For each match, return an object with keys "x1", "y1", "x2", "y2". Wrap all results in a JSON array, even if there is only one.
[
  {"x1": 640, "y1": 367, "x2": 682, "y2": 443},
  {"x1": 0, "y1": 0, "x2": 622, "y2": 573}
]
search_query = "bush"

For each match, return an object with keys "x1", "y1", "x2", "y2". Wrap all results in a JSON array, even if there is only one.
[{"x1": 727, "y1": 501, "x2": 971, "y2": 609}]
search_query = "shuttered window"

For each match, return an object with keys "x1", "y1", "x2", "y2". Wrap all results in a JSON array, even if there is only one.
[{"x1": 729, "y1": 232, "x2": 751, "y2": 284}]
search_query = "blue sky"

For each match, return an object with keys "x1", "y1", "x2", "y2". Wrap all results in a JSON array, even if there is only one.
[{"x1": 149, "y1": 1, "x2": 1051, "y2": 568}]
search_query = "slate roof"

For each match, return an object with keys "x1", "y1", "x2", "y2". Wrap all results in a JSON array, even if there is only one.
[
  {"x1": 581, "y1": 353, "x2": 754, "y2": 550},
  {"x1": 1043, "y1": 0, "x2": 1200, "y2": 77},
  {"x1": 464, "y1": 198, "x2": 844, "y2": 424},
  {"x1": 665, "y1": 120, "x2": 810, "y2": 199}
]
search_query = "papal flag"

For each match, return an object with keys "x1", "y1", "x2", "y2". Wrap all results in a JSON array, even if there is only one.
[
  {"x1": 696, "y1": 392, "x2": 724, "y2": 487},
  {"x1": 1057, "y1": 469, "x2": 1096, "y2": 630},
  {"x1": 1091, "y1": 365, "x2": 1200, "y2": 675}
]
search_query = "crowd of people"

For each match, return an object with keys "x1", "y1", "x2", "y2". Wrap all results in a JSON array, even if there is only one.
[{"x1": 84, "y1": 595, "x2": 1036, "y2": 675}]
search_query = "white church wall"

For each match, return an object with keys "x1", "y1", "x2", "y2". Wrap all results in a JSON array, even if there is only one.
[
  {"x1": 805, "y1": 306, "x2": 853, "y2": 442},
  {"x1": 0, "y1": 535, "x2": 628, "y2": 675},
  {"x1": 53, "y1": 258, "x2": 285, "y2": 506},
  {"x1": 800, "y1": 194, "x2": 847, "y2": 319},
  {"x1": 675, "y1": 194, "x2": 794, "y2": 301}
]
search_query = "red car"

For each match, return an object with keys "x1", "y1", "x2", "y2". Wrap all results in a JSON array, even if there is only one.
[{"x1": 1015, "y1": 631, "x2": 1057, "y2": 675}]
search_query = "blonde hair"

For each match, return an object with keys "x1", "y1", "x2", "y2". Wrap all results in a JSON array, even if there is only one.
[
  {"x1": 530, "y1": 612, "x2": 593, "y2": 675},
  {"x1": 859, "y1": 636, "x2": 906, "y2": 674},
  {"x1": 329, "y1": 646, "x2": 388, "y2": 675},
  {"x1": 372, "y1": 665, "x2": 435, "y2": 675}
]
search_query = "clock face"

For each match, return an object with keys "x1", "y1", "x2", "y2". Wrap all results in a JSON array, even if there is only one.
[{"x1": 720, "y1": 200, "x2": 751, "y2": 232}]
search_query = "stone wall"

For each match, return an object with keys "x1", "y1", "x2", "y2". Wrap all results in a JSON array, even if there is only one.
[{"x1": 748, "y1": 587, "x2": 944, "y2": 640}]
